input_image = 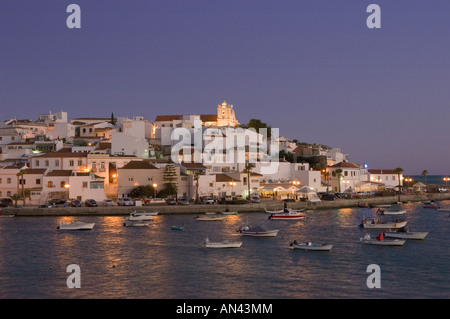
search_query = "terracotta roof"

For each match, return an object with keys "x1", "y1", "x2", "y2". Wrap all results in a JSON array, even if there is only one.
[
  {"x1": 331, "y1": 162, "x2": 360, "y2": 169},
  {"x1": 155, "y1": 115, "x2": 183, "y2": 122},
  {"x1": 23, "y1": 169, "x2": 47, "y2": 175},
  {"x1": 368, "y1": 169, "x2": 399, "y2": 175},
  {"x1": 215, "y1": 174, "x2": 240, "y2": 183},
  {"x1": 33, "y1": 151, "x2": 88, "y2": 158},
  {"x1": 181, "y1": 162, "x2": 207, "y2": 169},
  {"x1": 45, "y1": 170, "x2": 73, "y2": 177},
  {"x1": 120, "y1": 161, "x2": 158, "y2": 170},
  {"x1": 200, "y1": 114, "x2": 217, "y2": 122}
]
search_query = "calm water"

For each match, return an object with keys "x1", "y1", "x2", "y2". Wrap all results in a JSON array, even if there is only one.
[{"x1": 0, "y1": 201, "x2": 449, "y2": 299}]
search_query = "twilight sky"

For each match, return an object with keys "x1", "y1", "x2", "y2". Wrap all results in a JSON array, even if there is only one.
[{"x1": 1, "y1": 1, "x2": 450, "y2": 175}]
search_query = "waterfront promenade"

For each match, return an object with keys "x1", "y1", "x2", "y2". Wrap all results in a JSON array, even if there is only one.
[{"x1": 2, "y1": 193, "x2": 450, "y2": 216}]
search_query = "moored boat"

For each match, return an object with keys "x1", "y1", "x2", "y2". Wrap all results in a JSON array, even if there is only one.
[
  {"x1": 128, "y1": 211, "x2": 156, "y2": 221},
  {"x1": 265, "y1": 209, "x2": 284, "y2": 214},
  {"x1": 58, "y1": 221, "x2": 95, "y2": 230},
  {"x1": 123, "y1": 218, "x2": 151, "y2": 227},
  {"x1": 268, "y1": 211, "x2": 306, "y2": 220},
  {"x1": 360, "y1": 233, "x2": 406, "y2": 246},
  {"x1": 360, "y1": 217, "x2": 407, "y2": 229},
  {"x1": 220, "y1": 211, "x2": 238, "y2": 215},
  {"x1": 200, "y1": 237, "x2": 242, "y2": 248},
  {"x1": 376, "y1": 209, "x2": 406, "y2": 215},
  {"x1": 385, "y1": 227, "x2": 428, "y2": 240},
  {"x1": 238, "y1": 225, "x2": 279, "y2": 237},
  {"x1": 289, "y1": 240, "x2": 333, "y2": 251},
  {"x1": 194, "y1": 215, "x2": 226, "y2": 221},
  {"x1": 171, "y1": 226, "x2": 184, "y2": 231}
]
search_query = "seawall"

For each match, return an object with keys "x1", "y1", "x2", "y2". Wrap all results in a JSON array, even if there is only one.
[{"x1": 2, "y1": 193, "x2": 450, "y2": 216}]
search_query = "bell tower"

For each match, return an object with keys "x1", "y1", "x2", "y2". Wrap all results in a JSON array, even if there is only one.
[{"x1": 216, "y1": 100, "x2": 238, "y2": 127}]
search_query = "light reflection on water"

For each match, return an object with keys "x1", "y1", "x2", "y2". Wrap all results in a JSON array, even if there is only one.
[{"x1": 0, "y1": 201, "x2": 449, "y2": 299}]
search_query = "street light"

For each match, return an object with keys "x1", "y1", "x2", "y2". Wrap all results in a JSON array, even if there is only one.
[
  {"x1": 443, "y1": 177, "x2": 449, "y2": 187},
  {"x1": 152, "y1": 183, "x2": 157, "y2": 198},
  {"x1": 229, "y1": 181, "x2": 236, "y2": 196}
]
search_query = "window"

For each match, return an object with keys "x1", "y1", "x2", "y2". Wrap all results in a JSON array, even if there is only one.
[
  {"x1": 0, "y1": 178, "x2": 2, "y2": 184},
  {"x1": 78, "y1": 160, "x2": 83, "y2": 166},
  {"x1": 82, "y1": 182, "x2": 88, "y2": 188},
  {"x1": 45, "y1": 160, "x2": 49, "y2": 167},
  {"x1": 48, "y1": 181, "x2": 54, "y2": 188},
  {"x1": 35, "y1": 160, "x2": 39, "y2": 167},
  {"x1": 209, "y1": 183, "x2": 213, "y2": 187},
  {"x1": 36, "y1": 179, "x2": 41, "y2": 185},
  {"x1": 7, "y1": 191, "x2": 11, "y2": 197},
  {"x1": 69, "y1": 160, "x2": 74, "y2": 166},
  {"x1": 60, "y1": 181, "x2": 66, "y2": 188},
  {"x1": 344, "y1": 171, "x2": 348, "y2": 176},
  {"x1": 55, "y1": 160, "x2": 59, "y2": 167},
  {"x1": 128, "y1": 177, "x2": 133, "y2": 182},
  {"x1": 7, "y1": 178, "x2": 11, "y2": 184}
]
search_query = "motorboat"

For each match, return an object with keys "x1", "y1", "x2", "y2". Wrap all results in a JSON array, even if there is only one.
[
  {"x1": 220, "y1": 211, "x2": 238, "y2": 215},
  {"x1": 268, "y1": 211, "x2": 306, "y2": 220},
  {"x1": 194, "y1": 215, "x2": 226, "y2": 221},
  {"x1": 437, "y1": 208, "x2": 450, "y2": 212},
  {"x1": 200, "y1": 237, "x2": 242, "y2": 248},
  {"x1": 171, "y1": 226, "x2": 184, "y2": 231},
  {"x1": 58, "y1": 221, "x2": 95, "y2": 230},
  {"x1": 128, "y1": 211, "x2": 156, "y2": 221},
  {"x1": 265, "y1": 209, "x2": 284, "y2": 214},
  {"x1": 123, "y1": 218, "x2": 151, "y2": 227},
  {"x1": 360, "y1": 233, "x2": 405, "y2": 246},
  {"x1": 238, "y1": 225, "x2": 279, "y2": 237},
  {"x1": 289, "y1": 240, "x2": 333, "y2": 251},
  {"x1": 360, "y1": 217, "x2": 407, "y2": 229},
  {"x1": 376, "y1": 209, "x2": 406, "y2": 215},
  {"x1": 0, "y1": 212, "x2": 14, "y2": 217},
  {"x1": 385, "y1": 227, "x2": 428, "y2": 240}
]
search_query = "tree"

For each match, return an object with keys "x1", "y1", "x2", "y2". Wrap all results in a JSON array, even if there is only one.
[
  {"x1": 194, "y1": 172, "x2": 200, "y2": 204},
  {"x1": 129, "y1": 185, "x2": 156, "y2": 198},
  {"x1": 322, "y1": 170, "x2": 330, "y2": 193},
  {"x1": 421, "y1": 170, "x2": 428, "y2": 185},
  {"x1": 163, "y1": 164, "x2": 178, "y2": 198},
  {"x1": 243, "y1": 163, "x2": 255, "y2": 199},
  {"x1": 394, "y1": 167, "x2": 403, "y2": 192},
  {"x1": 240, "y1": 118, "x2": 271, "y2": 137},
  {"x1": 110, "y1": 112, "x2": 116, "y2": 125},
  {"x1": 332, "y1": 169, "x2": 343, "y2": 193},
  {"x1": 10, "y1": 194, "x2": 21, "y2": 207}
]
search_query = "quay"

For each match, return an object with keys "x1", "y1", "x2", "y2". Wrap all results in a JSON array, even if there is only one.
[{"x1": 2, "y1": 193, "x2": 450, "y2": 216}]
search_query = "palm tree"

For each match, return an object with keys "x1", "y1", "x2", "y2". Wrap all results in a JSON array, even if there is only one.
[
  {"x1": 421, "y1": 170, "x2": 428, "y2": 185},
  {"x1": 332, "y1": 169, "x2": 343, "y2": 193},
  {"x1": 194, "y1": 172, "x2": 200, "y2": 204},
  {"x1": 394, "y1": 167, "x2": 403, "y2": 193},
  {"x1": 322, "y1": 170, "x2": 330, "y2": 193},
  {"x1": 243, "y1": 163, "x2": 255, "y2": 200}
]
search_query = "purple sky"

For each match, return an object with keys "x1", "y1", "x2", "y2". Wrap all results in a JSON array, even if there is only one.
[{"x1": 1, "y1": 1, "x2": 450, "y2": 175}]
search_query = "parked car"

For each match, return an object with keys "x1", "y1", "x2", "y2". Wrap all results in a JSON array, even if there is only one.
[
  {"x1": 0, "y1": 198, "x2": 13, "y2": 207},
  {"x1": 102, "y1": 199, "x2": 114, "y2": 206},
  {"x1": 179, "y1": 197, "x2": 190, "y2": 205},
  {"x1": 149, "y1": 198, "x2": 166, "y2": 204},
  {"x1": 84, "y1": 199, "x2": 98, "y2": 207},
  {"x1": 166, "y1": 198, "x2": 177, "y2": 205},
  {"x1": 250, "y1": 196, "x2": 260, "y2": 203},
  {"x1": 204, "y1": 196, "x2": 215, "y2": 204},
  {"x1": 49, "y1": 198, "x2": 67, "y2": 206},
  {"x1": 69, "y1": 199, "x2": 82, "y2": 207},
  {"x1": 320, "y1": 193, "x2": 335, "y2": 201},
  {"x1": 117, "y1": 198, "x2": 134, "y2": 206}
]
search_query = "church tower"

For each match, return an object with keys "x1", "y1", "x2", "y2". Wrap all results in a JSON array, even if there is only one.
[{"x1": 216, "y1": 100, "x2": 239, "y2": 127}]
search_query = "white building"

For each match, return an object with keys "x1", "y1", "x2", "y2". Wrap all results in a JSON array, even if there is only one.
[{"x1": 368, "y1": 169, "x2": 403, "y2": 189}]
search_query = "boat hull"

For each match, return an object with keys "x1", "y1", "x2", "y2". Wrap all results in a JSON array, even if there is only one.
[
  {"x1": 123, "y1": 219, "x2": 151, "y2": 227},
  {"x1": 362, "y1": 220, "x2": 407, "y2": 229},
  {"x1": 290, "y1": 243, "x2": 333, "y2": 251},
  {"x1": 58, "y1": 221, "x2": 95, "y2": 230},
  {"x1": 385, "y1": 232, "x2": 428, "y2": 240},
  {"x1": 360, "y1": 239, "x2": 406, "y2": 246},
  {"x1": 268, "y1": 213, "x2": 306, "y2": 220},
  {"x1": 241, "y1": 230, "x2": 279, "y2": 237}
]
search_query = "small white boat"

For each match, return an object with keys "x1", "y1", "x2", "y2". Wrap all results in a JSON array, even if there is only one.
[
  {"x1": 265, "y1": 209, "x2": 284, "y2": 214},
  {"x1": 123, "y1": 218, "x2": 151, "y2": 227},
  {"x1": 268, "y1": 211, "x2": 306, "y2": 220},
  {"x1": 360, "y1": 233, "x2": 405, "y2": 246},
  {"x1": 128, "y1": 212, "x2": 155, "y2": 221},
  {"x1": 194, "y1": 215, "x2": 226, "y2": 221},
  {"x1": 376, "y1": 209, "x2": 406, "y2": 215},
  {"x1": 201, "y1": 237, "x2": 242, "y2": 248},
  {"x1": 58, "y1": 221, "x2": 95, "y2": 230},
  {"x1": 437, "y1": 208, "x2": 450, "y2": 212},
  {"x1": 0, "y1": 213, "x2": 14, "y2": 218},
  {"x1": 360, "y1": 218, "x2": 407, "y2": 229},
  {"x1": 385, "y1": 227, "x2": 428, "y2": 240},
  {"x1": 289, "y1": 240, "x2": 333, "y2": 251},
  {"x1": 238, "y1": 225, "x2": 279, "y2": 237}
]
